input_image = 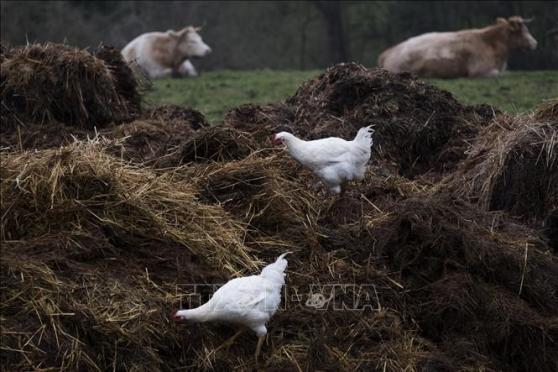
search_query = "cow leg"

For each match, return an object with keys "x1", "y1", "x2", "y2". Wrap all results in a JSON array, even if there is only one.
[
  {"x1": 471, "y1": 62, "x2": 501, "y2": 78},
  {"x1": 501, "y1": 62, "x2": 508, "y2": 73},
  {"x1": 486, "y1": 68, "x2": 501, "y2": 77},
  {"x1": 179, "y1": 60, "x2": 199, "y2": 77},
  {"x1": 150, "y1": 68, "x2": 174, "y2": 79}
]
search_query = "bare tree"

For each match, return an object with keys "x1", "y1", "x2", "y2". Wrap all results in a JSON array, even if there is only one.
[{"x1": 311, "y1": 0, "x2": 347, "y2": 64}]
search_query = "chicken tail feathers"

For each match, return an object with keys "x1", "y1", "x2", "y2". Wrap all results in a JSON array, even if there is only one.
[
  {"x1": 353, "y1": 125, "x2": 375, "y2": 148},
  {"x1": 276, "y1": 252, "x2": 291, "y2": 262},
  {"x1": 261, "y1": 252, "x2": 291, "y2": 278}
]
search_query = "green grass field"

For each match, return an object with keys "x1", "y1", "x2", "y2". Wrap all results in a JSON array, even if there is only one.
[{"x1": 146, "y1": 70, "x2": 558, "y2": 124}]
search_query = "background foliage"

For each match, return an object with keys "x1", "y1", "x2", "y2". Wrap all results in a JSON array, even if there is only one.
[{"x1": 2, "y1": 1, "x2": 557, "y2": 71}]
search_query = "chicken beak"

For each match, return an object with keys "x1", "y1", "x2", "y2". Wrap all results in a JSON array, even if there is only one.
[
  {"x1": 170, "y1": 311, "x2": 186, "y2": 324},
  {"x1": 271, "y1": 135, "x2": 282, "y2": 146}
]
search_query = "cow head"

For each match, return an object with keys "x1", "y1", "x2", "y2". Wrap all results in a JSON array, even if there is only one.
[
  {"x1": 170, "y1": 26, "x2": 212, "y2": 58},
  {"x1": 497, "y1": 16, "x2": 537, "y2": 50}
]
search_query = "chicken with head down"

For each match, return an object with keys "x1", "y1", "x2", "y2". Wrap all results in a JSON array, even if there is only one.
[{"x1": 171, "y1": 253, "x2": 290, "y2": 362}]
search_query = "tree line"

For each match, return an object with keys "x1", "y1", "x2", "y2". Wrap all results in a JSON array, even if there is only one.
[{"x1": 1, "y1": 1, "x2": 556, "y2": 71}]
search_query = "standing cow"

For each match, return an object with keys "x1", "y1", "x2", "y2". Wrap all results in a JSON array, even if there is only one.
[
  {"x1": 378, "y1": 16, "x2": 537, "y2": 78},
  {"x1": 122, "y1": 26, "x2": 211, "y2": 79}
]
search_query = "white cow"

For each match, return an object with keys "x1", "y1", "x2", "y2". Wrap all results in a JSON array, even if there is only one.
[
  {"x1": 378, "y1": 16, "x2": 537, "y2": 78},
  {"x1": 122, "y1": 26, "x2": 211, "y2": 79}
]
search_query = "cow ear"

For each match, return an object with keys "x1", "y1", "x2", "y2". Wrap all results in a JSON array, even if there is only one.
[
  {"x1": 508, "y1": 17, "x2": 522, "y2": 31},
  {"x1": 496, "y1": 17, "x2": 508, "y2": 25},
  {"x1": 168, "y1": 30, "x2": 179, "y2": 39},
  {"x1": 177, "y1": 27, "x2": 192, "y2": 38}
]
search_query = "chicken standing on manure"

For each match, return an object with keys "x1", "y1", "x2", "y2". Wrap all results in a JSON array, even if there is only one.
[
  {"x1": 273, "y1": 126, "x2": 375, "y2": 194},
  {"x1": 171, "y1": 253, "x2": 290, "y2": 361}
]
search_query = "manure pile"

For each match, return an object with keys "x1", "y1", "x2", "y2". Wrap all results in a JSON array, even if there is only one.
[
  {"x1": 1, "y1": 43, "x2": 137, "y2": 130},
  {"x1": 0, "y1": 43, "x2": 206, "y2": 161},
  {"x1": 225, "y1": 64, "x2": 499, "y2": 177},
  {"x1": 1, "y1": 46, "x2": 557, "y2": 372}
]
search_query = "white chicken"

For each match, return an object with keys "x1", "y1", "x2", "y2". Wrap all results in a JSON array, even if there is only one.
[
  {"x1": 273, "y1": 126, "x2": 375, "y2": 194},
  {"x1": 171, "y1": 253, "x2": 289, "y2": 361}
]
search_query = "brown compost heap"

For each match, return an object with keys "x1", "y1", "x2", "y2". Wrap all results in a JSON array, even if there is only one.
[{"x1": 1, "y1": 46, "x2": 557, "y2": 371}]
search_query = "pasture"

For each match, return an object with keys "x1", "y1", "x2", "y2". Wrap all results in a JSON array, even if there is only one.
[{"x1": 147, "y1": 70, "x2": 558, "y2": 123}]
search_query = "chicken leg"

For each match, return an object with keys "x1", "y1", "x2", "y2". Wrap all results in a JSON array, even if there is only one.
[{"x1": 255, "y1": 335, "x2": 265, "y2": 362}]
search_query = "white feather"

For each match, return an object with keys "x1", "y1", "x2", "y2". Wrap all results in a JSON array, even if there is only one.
[
  {"x1": 173, "y1": 253, "x2": 289, "y2": 337},
  {"x1": 275, "y1": 126, "x2": 374, "y2": 194}
]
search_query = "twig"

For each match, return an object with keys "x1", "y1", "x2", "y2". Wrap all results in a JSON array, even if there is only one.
[{"x1": 518, "y1": 243, "x2": 529, "y2": 296}]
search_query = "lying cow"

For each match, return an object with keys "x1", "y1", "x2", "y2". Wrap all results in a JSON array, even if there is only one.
[
  {"x1": 122, "y1": 26, "x2": 211, "y2": 79},
  {"x1": 378, "y1": 16, "x2": 537, "y2": 78}
]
